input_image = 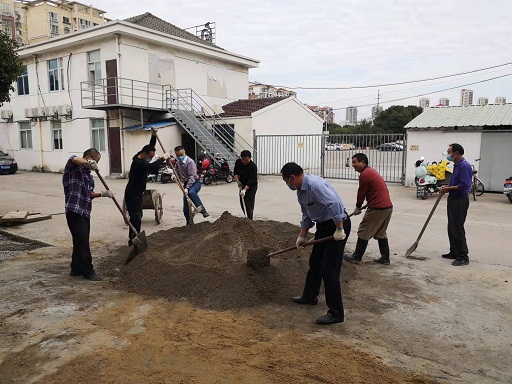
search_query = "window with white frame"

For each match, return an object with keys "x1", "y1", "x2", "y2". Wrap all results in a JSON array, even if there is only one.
[
  {"x1": 17, "y1": 65, "x2": 29, "y2": 95},
  {"x1": 50, "y1": 24, "x2": 59, "y2": 37},
  {"x1": 20, "y1": 122, "x2": 32, "y2": 149},
  {"x1": 87, "y1": 49, "x2": 101, "y2": 85},
  {"x1": 48, "y1": 58, "x2": 64, "y2": 91},
  {"x1": 79, "y1": 18, "x2": 90, "y2": 29},
  {"x1": 62, "y1": 16, "x2": 70, "y2": 25},
  {"x1": 52, "y1": 121, "x2": 63, "y2": 150},
  {"x1": 49, "y1": 11, "x2": 58, "y2": 24},
  {"x1": 91, "y1": 119, "x2": 105, "y2": 151},
  {"x1": 64, "y1": 27, "x2": 70, "y2": 34}
]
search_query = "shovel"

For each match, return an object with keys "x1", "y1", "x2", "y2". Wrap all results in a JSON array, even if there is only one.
[
  {"x1": 240, "y1": 188, "x2": 247, "y2": 218},
  {"x1": 94, "y1": 170, "x2": 148, "y2": 265},
  {"x1": 405, "y1": 193, "x2": 444, "y2": 258},
  {"x1": 247, "y1": 206, "x2": 366, "y2": 267}
]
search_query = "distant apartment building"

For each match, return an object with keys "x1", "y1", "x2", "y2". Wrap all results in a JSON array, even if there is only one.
[
  {"x1": 439, "y1": 97, "x2": 450, "y2": 106},
  {"x1": 0, "y1": 0, "x2": 106, "y2": 45},
  {"x1": 419, "y1": 98, "x2": 430, "y2": 108},
  {"x1": 477, "y1": 97, "x2": 489, "y2": 106},
  {"x1": 307, "y1": 105, "x2": 334, "y2": 124},
  {"x1": 371, "y1": 105, "x2": 383, "y2": 119},
  {"x1": 248, "y1": 82, "x2": 296, "y2": 99},
  {"x1": 460, "y1": 89, "x2": 474, "y2": 107},
  {"x1": 495, "y1": 97, "x2": 507, "y2": 105},
  {"x1": 346, "y1": 106, "x2": 358, "y2": 125}
]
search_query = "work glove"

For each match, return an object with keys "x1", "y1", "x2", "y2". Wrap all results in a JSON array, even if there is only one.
[
  {"x1": 170, "y1": 174, "x2": 177, "y2": 182},
  {"x1": 240, "y1": 189, "x2": 246, "y2": 197},
  {"x1": 162, "y1": 153, "x2": 170, "y2": 160},
  {"x1": 184, "y1": 188, "x2": 189, "y2": 195},
  {"x1": 296, "y1": 236, "x2": 307, "y2": 249},
  {"x1": 333, "y1": 228, "x2": 346, "y2": 241},
  {"x1": 237, "y1": 181, "x2": 243, "y2": 189},
  {"x1": 101, "y1": 190, "x2": 115, "y2": 198},
  {"x1": 87, "y1": 159, "x2": 99, "y2": 171},
  {"x1": 353, "y1": 207, "x2": 362, "y2": 216}
]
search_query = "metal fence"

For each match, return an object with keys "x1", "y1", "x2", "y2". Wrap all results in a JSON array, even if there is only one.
[{"x1": 255, "y1": 133, "x2": 406, "y2": 183}]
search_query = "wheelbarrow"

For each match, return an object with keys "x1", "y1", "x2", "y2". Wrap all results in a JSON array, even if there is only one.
[{"x1": 122, "y1": 189, "x2": 164, "y2": 225}]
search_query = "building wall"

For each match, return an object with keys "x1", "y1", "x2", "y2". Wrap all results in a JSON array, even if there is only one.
[{"x1": 405, "y1": 130, "x2": 482, "y2": 187}]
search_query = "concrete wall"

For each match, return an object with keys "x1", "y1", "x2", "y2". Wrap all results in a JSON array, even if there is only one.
[{"x1": 405, "y1": 130, "x2": 482, "y2": 186}]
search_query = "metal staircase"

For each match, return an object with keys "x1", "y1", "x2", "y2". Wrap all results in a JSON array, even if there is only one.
[{"x1": 168, "y1": 88, "x2": 255, "y2": 167}]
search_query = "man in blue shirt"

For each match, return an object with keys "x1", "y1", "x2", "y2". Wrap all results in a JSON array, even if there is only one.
[
  {"x1": 281, "y1": 162, "x2": 351, "y2": 325},
  {"x1": 440, "y1": 143, "x2": 473, "y2": 266}
]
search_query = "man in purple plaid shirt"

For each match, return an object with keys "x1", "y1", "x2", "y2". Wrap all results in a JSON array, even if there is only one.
[{"x1": 63, "y1": 148, "x2": 114, "y2": 281}]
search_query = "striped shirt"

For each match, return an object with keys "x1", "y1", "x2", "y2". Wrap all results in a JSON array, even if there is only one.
[{"x1": 63, "y1": 156, "x2": 95, "y2": 218}]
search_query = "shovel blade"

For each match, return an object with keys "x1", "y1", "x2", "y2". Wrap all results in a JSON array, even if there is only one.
[
  {"x1": 405, "y1": 241, "x2": 418, "y2": 258},
  {"x1": 124, "y1": 231, "x2": 148, "y2": 265}
]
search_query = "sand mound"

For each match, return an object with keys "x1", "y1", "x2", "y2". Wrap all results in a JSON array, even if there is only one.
[{"x1": 103, "y1": 211, "x2": 357, "y2": 310}]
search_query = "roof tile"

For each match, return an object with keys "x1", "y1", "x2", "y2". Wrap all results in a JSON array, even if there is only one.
[{"x1": 219, "y1": 97, "x2": 288, "y2": 117}]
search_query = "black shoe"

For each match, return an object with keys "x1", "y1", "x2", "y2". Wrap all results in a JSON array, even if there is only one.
[
  {"x1": 83, "y1": 272, "x2": 103, "y2": 281},
  {"x1": 452, "y1": 258, "x2": 469, "y2": 266},
  {"x1": 291, "y1": 296, "x2": 318, "y2": 305},
  {"x1": 442, "y1": 253, "x2": 458, "y2": 259},
  {"x1": 374, "y1": 257, "x2": 390, "y2": 265},
  {"x1": 201, "y1": 210, "x2": 210, "y2": 218},
  {"x1": 344, "y1": 253, "x2": 362, "y2": 264},
  {"x1": 69, "y1": 270, "x2": 82, "y2": 277},
  {"x1": 315, "y1": 312, "x2": 344, "y2": 325}
]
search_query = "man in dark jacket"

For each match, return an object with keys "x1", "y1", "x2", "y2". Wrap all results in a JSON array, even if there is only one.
[
  {"x1": 124, "y1": 129, "x2": 169, "y2": 244},
  {"x1": 234, "y1": 150, "x2": 258, "y2": 220}
]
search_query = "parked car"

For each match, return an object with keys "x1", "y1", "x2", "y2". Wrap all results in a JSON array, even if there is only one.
[
  {"x1": 325, "y1": 143, "x2": 342, "y2": 151},
  {"x1": 0, "y1": 151, "x2": 18, "y2": 174},
  {"x1": 376, "y1": 142, "x2": 404, "y2": 151}
]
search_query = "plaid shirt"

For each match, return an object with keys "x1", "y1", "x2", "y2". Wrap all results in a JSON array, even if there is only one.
[{"x1": 63, "y1": 156, "x2": 95, "y2": 218}]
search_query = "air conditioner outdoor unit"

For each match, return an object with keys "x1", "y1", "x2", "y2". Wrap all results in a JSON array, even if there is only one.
[
  {"x1": 25, "y1": 107, "x2": 38, "y2": 118},
  {"x1": 1, "y1": 110, "x2": 13, "y2": 120},
  {"x1": 39, "y1": 106, "x2": 58, "y2": 118},
  {"x1": 58, "y1": 104, "x2": 72, "y2": 117}
]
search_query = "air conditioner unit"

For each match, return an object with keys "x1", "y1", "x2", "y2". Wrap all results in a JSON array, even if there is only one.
[
  {"x1": 58, "y1": 104, "x2": 72, "y2": 117},
  {"x1": 25, "y1": 107, "x2": 39, "y2": 118},
  {"x1": 1, "y1": 110, "x2": 13, "y2": 121},
  {"x1": 47, "y1": 106, "x2": 59, "y2": 117}
]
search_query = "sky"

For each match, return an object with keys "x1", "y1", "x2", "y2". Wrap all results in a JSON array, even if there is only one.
[{"x1": 88, "y1": 0, "x2": 512, "y2": 122}]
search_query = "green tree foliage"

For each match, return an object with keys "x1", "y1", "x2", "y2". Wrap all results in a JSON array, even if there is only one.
[
  {"x1": 0, "y1": 31, "x2": 22, "y2": 106},
  {"x1": 374, "y1": 105, "x2": 423, "y2": 134}
]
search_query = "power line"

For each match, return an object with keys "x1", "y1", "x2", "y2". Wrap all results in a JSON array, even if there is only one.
[
  {"x1": 274, "y1": 61, "x2": 512, "y2": 90},
  {"x1": 331, "y1": 72, "x2": 512, "y2": 110}
]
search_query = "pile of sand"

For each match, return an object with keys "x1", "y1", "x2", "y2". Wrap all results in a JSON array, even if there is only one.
[{"x1": 103, "y1": 212, "x2": 357, "y2": 310}]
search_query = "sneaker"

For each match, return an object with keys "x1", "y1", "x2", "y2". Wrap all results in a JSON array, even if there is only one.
[
  {"x1": 201, "y1": 210, "x2": 210, "y2": 218},
  {"x1": 315, "y1": 312, "x2": 344, "y2": 325},
  {"x1": 442, "y1": 253, "x2": 458, "y2": 259},
  {"x1": 452, "y1": 258, "x2": 469, "y2": 266},
  {"x1": 83, "y1": 272, "x2": 103, "y2": 281}
]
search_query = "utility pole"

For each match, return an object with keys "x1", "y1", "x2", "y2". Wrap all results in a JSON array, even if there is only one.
[{"x1": 376, "y1": 89, "x2": 381, "y2": 109}]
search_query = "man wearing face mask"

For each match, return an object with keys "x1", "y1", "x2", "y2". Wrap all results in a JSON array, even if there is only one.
[
  {"x1": 124, "y1": 128, "x2": 170, "y2": 245},
  {"x1": 281, "y1": 162, "x2": 351, "y2": 325},
  {"x1": 174, "y1": 146, "x2": 209, "y2": 224},
  {"x1": 440, "y1": 143, "x2": 473, "y2": 266}
]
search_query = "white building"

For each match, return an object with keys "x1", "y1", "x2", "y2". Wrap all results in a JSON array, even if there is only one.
[
  {"x1": 371, "y1": 105, "x2": 383, "y2": 119},
  {"x1": 404, "y1": 105, "x2": 512, "y2": 192},
  {"x1": 346, "y1": 106, "x2": 358, "y2": 125},
  {"x1": 248, "y1": 82, "x2": 296, "y2": 99},
  {"x1": 495, "y1": 97, "x2": 506, "y2": 105},
  {"x1": 419, "y1": 98, "x2": 430, "y2": 108},
  {"x1": 460, "y1": 89, "x2": 474, "y2": 107},
  {"x1": 477, "y1": 97, "x2": 489, "y2": 106},
  {"x1": 439, "y1": 97, "x2": 450, "y2": 106},
  {"x1": 0, "y1": 13, "x2": 260, "y2": 176}
]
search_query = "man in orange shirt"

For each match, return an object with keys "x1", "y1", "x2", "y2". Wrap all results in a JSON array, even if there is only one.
[{"x1": 344, "y1": 153, "x2": 393, "y2": 265}]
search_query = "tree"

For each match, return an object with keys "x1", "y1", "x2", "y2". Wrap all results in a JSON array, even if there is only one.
[
  {"x1": 374, "y1": 105, "x2": 423, "y2": 134},
  {"x1": 0, "y1": 31, "x2": 23, "y2": 106}
]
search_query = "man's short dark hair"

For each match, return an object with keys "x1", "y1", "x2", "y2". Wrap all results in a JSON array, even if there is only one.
[
  {"x1": 449, "y1": 143, "x2": 464, "y2": 155},
  {"x1": 174, "y1": 146, "x2": 185, "y2": 152},
  {"x1": 141, "y1": 145, "x2": 156, "y2": 154},
  {"x1": 352, "y1": 153, "x2": 368, "y2": 165},
  {"x1": 83, "y1": 148, "x2": 100, "y2": 158},
  {"x1": 280, "y1": 162, "x2": 304, "y2": 177},
  {"x1": 240, "y1": 150, "x2": 251, "y2": 158}
]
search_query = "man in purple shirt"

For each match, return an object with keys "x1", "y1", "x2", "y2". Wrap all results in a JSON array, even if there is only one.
[
  {"x1": 174, "y1": 146, "x2": 209, "y2": 224},
  {"x1": 281, "y1": 162, "x2": 351, "y2": 325},
  {"x1": 440, "y1": 143, "x2": 473, "y2": 266},
  {"x1": 62, "y1": 148, "x2": 114, "y2": 281}
]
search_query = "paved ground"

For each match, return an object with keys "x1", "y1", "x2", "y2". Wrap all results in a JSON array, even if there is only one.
[{"x1": 1, "y1": 171, "x2": 511, "y2": 383}]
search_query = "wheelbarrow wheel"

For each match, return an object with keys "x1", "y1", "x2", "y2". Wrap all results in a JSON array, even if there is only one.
[
  {"x1": 155, "y1": 193, "x2": 163, "y2": 224},
  {"x1": 122, "y1": 197, "x2": 130, "y2": 225}
]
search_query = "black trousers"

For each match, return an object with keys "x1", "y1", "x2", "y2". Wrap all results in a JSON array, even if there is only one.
[
  {"x1": 125, "y1": 194, "x2": 142, "y2": 240},
  {"x1": 239, "y1": 185, "x2": 258, "y2": 220},
  {"x1": 447, "y1": 194, "x2": 469, "y2": 259},
  {"x1": 302, "y1": 217, "x2": 351, "y2": 319},
  {"x1": 66, "y1": 211, "x2": 94, "y2": 275}
]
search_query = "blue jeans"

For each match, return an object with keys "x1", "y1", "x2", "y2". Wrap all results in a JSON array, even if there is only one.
[{"x1": 183, "y1": 180, "x2": 204, "y2": 223}]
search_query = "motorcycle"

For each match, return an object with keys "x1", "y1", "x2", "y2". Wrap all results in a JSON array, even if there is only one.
[
  {"x1": 202, "y1": 154, "x2": 234, "y2": 185},
  {"x1": 147, "y1": 160, "x2": 176, "y2": 184},
  {"x1": 196, "y1": 151, "x2": 211, "y2": 182},
  {"x1": 504, "y1": 176, "x2": 512, "y2": 203},
  {"x1": 414, "y1": 154, "x2": 452, "y2": 200}
]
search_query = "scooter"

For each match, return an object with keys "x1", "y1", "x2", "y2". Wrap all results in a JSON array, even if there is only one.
[
  {"x1": 203, "y1": 154, "x2": 234, "y2": 185},
  {"x1": 147, "y1": 161, "x2": 176, "y2": 184},
  {"x1": 414, "y1": 154, "x2": 452, "y2": 200},
  {"x1": 504, "y1": 176, "x2": 512, "y2": 203}
]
